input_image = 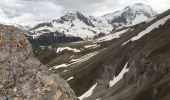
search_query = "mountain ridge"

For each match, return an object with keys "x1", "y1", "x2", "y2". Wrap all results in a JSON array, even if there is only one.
[{"x1": 27, "y1": 3, "x2": 157, "y2": 47}]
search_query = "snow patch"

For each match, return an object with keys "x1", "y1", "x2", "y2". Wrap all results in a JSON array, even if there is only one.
[
  {"x1": 63, "y1": 70, "x2": 68, "y2": 72},
  {"x1": 56, "y1": 47, "x2": 81, "y2": 53},
  {"x1": 66, "y1": 76, "x2": 74, "y2": 81},
  {"x1": 96, "y1": 29, "x2": 129, "y2": 42},
  {"x1": 78, "y1": 83, "x2": 98, "y2": 100},
  {"x1": 122, "y1": 39, "x2": 131, "y2": 46},
  {"x1": 84, "y1": 44, "x2": 100, "y2": 48},
  {"x1": 109, "y1": 62, "x2": 129, "y2": 87},
  {"x1": 54, "y1": 64, "x2": 68, "y2": 69}
]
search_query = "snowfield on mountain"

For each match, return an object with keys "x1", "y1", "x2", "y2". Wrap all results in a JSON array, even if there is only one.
[{"x1": 28, "y1": 3, "x2": 157, "y2": 47}]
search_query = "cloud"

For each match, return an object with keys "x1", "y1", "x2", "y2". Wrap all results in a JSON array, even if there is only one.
[
  {"x1": 18, "y1": 0, "x2": 122, "y2": 16},
  {"x1": 50, "y1": 0, "x2": 121, "y2": 15},
  {"x1": 0, "y1": 0, "x2": 169, "y2": 25},
  {"x1": 0, "y1": 0, "x2": 64, "y2": 25},
  {"x1": 22, "y1": 0, "x2": 170, "y2": 16},
  {"x1": 149, "y1": 0, "x2": 170, "y2": 13}
]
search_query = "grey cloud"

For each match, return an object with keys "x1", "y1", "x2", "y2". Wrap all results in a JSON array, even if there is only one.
[
  {"x1": 0, "y1": 0, "x2": 64, "y2": 23},
  {"x1": 51, "y1": 0, "x2": 104, "y2": 8},
  {"x1": 0, "y1": 0, "x2": 169, "y2": 25},
  {"x1": 21, "y1": 0, "x2": 121, "y2": 15},
  {"x1": 51, "y1": 0, "x2": 121, "y2": 15}
]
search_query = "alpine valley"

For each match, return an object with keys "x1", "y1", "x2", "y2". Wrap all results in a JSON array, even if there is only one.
[
  {"x1": 32, "y1": 7, "x2": 170, "y2": 100},
  {"x1": 1, "y1": 2, "x2": 170, "y2": 100}
]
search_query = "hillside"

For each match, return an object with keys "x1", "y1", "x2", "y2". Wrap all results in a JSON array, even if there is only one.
[{"x1": 34, "y1": 9, "x2": 170, "y2": 100}]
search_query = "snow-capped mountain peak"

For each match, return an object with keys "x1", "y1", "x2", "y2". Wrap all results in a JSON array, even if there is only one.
[
  {"x1": 126, "y1": 3, "x2": 157, "y2": 17},
  {"x1": 101, "y1": 3, "x2": 157, "y2": 26},
  {"x1": 30, "y1": 10, "x2": 112, "y2": 39}
]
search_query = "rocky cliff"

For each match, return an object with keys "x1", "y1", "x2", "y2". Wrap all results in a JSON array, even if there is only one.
[{"x1": 0, "y1": 24, "x2": 77, "y2": 100}]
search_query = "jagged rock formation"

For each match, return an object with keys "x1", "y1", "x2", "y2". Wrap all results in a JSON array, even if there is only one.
[{"x1": 0, "y1": 24, "x2": 77, "y2": 100}]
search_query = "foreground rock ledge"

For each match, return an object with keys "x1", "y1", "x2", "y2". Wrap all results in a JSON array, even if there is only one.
[{"x1": 0, "y1": 24, "x2": 77, "y2": 100}]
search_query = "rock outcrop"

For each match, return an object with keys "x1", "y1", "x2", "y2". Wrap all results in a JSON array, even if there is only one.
[{"x1": 0, "y1": 24, "x2": 77, "y2": 100}]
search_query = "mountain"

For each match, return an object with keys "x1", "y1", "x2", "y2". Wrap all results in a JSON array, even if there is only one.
[
  {"x1": 101, "y1": 3, "x2": 157, "y2": 26},
  {"x1": 0, "y1": 24, "x2": 77, "y2": 100},
  {"x1": 34, "y1": 9, "x2": 170, "y2": 100},
  {"x1": 28, "y1": 3, "x2": 157, "y2": 47},
  {"x1": 29, "y1": 11, "x2": 112, "y2": 39}
]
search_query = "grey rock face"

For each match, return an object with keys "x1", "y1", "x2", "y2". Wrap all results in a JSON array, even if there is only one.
[
  {"x1": 0, "y1": 24, "x2": 77, "y2": 100},
  {"x1": 76, "y1": 11, "x2": 95, "y2": 27}
]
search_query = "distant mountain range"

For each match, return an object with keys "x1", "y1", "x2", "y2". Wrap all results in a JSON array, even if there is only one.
[
  {"x1": 23, "y1": 3, "x2": 157, "y2": 45},
  {"x1": 26, "y1": 3, "x2": 157, "y2": 47}
]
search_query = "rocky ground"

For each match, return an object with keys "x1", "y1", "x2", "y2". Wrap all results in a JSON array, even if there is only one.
[{"x1": 0, "y1": 24, "x2": 77, "y2": 100}]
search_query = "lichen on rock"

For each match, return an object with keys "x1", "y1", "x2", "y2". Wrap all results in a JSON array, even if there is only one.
[{"x1": 0, "y1": 24, "x2": 77, "y2": 100}]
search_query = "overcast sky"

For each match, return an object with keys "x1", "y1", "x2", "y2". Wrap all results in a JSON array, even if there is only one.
[{"x1": 0, "y1": 0, "x2": 170, "y2": 25}]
